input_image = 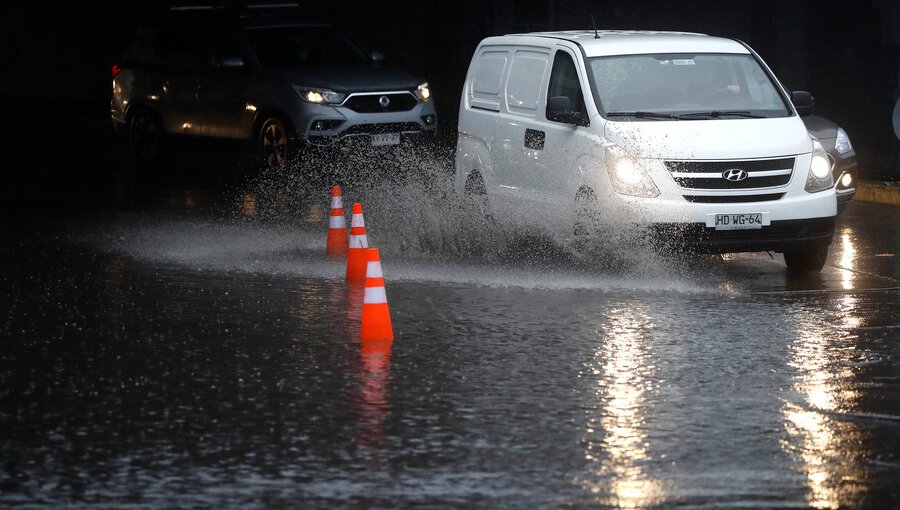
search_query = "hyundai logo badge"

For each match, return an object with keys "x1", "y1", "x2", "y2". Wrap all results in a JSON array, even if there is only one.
[
  {"x1": 722, "y1": 168, "x2": 749, "y2": 182},
  {"x1": 379, "y1": 95, "x2": 391, "y2": 108}
]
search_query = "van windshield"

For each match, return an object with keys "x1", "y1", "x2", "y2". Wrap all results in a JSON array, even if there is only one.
[{"x1": 588, "y1": 53, "x2": 792, "y2": 119}]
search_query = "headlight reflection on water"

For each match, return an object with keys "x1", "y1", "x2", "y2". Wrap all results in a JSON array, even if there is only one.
[
  {"x1": 837, "y1": 228, "x2": 858, "y2": 292},
  {"x1": 782, "y1": 305, "x2": 867, "y2": 509},
  {"x1": 582, "y1": 303, "x2": 665, "y2": 508}
]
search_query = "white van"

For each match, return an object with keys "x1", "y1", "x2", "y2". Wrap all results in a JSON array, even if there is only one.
[{"x1": 455, "y1": 30, "x2": 838, "y2": 272}]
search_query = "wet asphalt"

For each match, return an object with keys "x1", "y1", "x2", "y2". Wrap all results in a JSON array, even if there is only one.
[{"x1": 0, "y1": 184, "x2": 898, "y2": 508}]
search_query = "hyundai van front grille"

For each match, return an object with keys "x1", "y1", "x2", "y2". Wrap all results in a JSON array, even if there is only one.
[
  {"x1": 683, "y1": 193, "x2": 785, "y2": 203},
  {"x1": 665, "y1": 157, "x2": 795, "y2": 190}
]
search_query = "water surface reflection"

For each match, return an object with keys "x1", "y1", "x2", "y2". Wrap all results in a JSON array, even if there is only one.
[
  {"x1": 782, "y1": 302, "x2": 868, "y2": 509},
  {"x1": 582, "y1": 303, "x2": 665, "y2": 507}
]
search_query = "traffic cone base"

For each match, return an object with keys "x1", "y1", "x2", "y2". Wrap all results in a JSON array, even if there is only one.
[{"x1": 361, "y1": 303, "x2": 393, "y2": 341}]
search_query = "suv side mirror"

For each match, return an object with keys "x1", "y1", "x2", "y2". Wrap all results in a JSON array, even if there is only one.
[
  {"x1": 791, "y1": 91, "x2": 815, "y2": 117},
  {"x1": 547, "y1": 96, "x2": 588, "y2": 126},
  {"x1": 220, "y1": 56, "x2": 245, "y2": 69}
]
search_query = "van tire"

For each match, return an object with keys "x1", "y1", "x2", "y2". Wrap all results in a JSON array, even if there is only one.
[
  {"x1": 784, "y1": 245, "x2": 828, "y2": 273},
  {"x1": 464, "y1": 171, "x2": 493, "y2": 224},
  {"x1": 573, "y1": 187, "x2": 603, "y2": 254}
]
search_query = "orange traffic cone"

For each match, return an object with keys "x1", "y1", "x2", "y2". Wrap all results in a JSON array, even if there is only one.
[
  {"x1": 360, "y1": 248, "x2": 394, "y2": 342},
  {"x1": 346, "y1": 202, "x2": 369, "y2": 283},
  {"x1": 326, "y1": 185, "x2": 348, "y2": 259}
]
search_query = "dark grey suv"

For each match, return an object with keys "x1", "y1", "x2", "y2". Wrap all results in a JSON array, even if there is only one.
[{"x1": 111, "y1": 9, "x2": 437, "y2": 169}]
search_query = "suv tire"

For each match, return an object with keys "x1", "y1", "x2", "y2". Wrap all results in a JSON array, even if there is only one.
[
  {"x1": 259, "y1": 117, "x2": 289, "y2": 170},
  {"x1": 129, "y1": 108, "x2": 164, "y2": 166}
]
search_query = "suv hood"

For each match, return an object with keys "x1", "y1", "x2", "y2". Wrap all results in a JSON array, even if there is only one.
[
  {"x1": 278, "y1": 64, "x2": 421, "y2": 93},
  {"x1": 604, "y1": 116, "x2": 812, "y2": 160},
  {"x1": 801, "y1": 115, "x2": 838, "y2": 141}
]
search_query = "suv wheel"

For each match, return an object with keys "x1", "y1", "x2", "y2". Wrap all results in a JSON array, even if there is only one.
[
  {"x1": 129, "y1": 108, "x2": 163, "y2": 165},
  {"x1": 259, "y1": 117, "x2": 289, "y2": 169},
  {"x1": 784, "y1": 245, "x2": 828, "y2": 273}
]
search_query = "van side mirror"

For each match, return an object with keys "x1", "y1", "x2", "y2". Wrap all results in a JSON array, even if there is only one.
[
  {"x1": 791, "y1": 91, "x2": 815, "y2": 117},
  {"x1": 547, "y1": 96, "x2": 589, "y2": 126}
]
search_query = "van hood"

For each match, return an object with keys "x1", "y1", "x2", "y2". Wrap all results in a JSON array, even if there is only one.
[
  {"x1": 276, "y1": 64, "x2": 421, "y2": 93},
  {"x1": 603, "y1": 116, "x2": 812, "y2": 160}
]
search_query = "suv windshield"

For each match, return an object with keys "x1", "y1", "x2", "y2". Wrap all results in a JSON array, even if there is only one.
[
  {"x1": 244, "y1": 26, "x2": 371, "y2": 67},
  {"x1": 588, "y1": 53, "x2": 792, "y2": 119}
]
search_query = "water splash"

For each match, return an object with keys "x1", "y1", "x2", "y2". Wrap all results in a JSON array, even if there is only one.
[{"x1": 88, "y1": 148, "x2": 725, "y2": 294}]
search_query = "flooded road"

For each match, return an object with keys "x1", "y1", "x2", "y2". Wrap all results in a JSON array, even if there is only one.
[{"x1": 1, "y1": 195, "x2": 898, "y2": 508}]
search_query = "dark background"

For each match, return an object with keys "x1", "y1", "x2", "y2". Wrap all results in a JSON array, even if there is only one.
[{"x1": 1, "y1": 0, "x2": 898, "y2": 208}]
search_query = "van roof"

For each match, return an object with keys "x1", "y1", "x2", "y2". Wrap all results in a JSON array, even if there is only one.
[{"x1": 501, "y1": 30, "x2": 750, "y2": 57}]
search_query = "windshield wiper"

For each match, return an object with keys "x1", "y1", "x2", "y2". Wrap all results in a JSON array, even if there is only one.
[
  {"x1": 678, "y1": 110, "x2": 765, "y2": 119},
  {"x1": 606, "y1": 111, "x2": 681, "y2": 120}
]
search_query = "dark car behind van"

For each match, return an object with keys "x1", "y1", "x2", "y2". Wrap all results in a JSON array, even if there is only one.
[{"x1": 111, "y1": 7, "x2": 437, "y2": 170}]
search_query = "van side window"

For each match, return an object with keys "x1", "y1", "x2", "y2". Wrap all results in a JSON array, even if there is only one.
[
  {"x1": 470, "y1": 50, "x2": 508, "y2": 112},
  {"x1": 546, "y1": 51, "x2": 587, "y2": 121},
  {"x1": 506, "y1": 50, "x2": 550, "y2": 113}
]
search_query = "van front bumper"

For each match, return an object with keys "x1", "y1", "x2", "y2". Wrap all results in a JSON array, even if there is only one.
[{"x1": 648, "y1": 216, "x2": 835, "y2": 254}]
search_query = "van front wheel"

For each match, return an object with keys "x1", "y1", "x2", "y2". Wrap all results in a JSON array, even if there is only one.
[
  {"x1": 464, "y1": 172, "x2": 493, "y2": 225},
  {"x1": 783, "y1": 245, "x2": 828, "y2": 273}
]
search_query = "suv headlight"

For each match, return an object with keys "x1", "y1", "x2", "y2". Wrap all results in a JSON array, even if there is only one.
[
  {"x1": 605, "y1": 145, "x2": 659, "y2": 198},
  {"x1": 415, "y1": 82, "x2": 431, "y2": 102},
  {"x1": 805, "y1": 138, "x2": 834, "y2": 193},
  {"x1": 293, "y1": 85, "x2": 346, "y2": 105},
  {"x1": 835, "y1": 127, "x2": 853, "y2": 155}
]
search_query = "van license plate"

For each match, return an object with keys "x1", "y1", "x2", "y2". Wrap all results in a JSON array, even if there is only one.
[
  {"x1": 707, "y1": 213, "x2": 769, "y2": 230},
  {"x1": 371, "y1": 133, "x2": 400, "y2": 146}
]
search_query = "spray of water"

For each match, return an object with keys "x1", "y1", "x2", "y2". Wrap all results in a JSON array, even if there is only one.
[{"x1": 223, "y1": 146, "x2": 716, "y2": 287}]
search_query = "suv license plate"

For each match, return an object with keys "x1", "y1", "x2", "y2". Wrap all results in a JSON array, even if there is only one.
[
  {"x1": 371, "y1": 133, "x2": 400, "y2": 146},
  {"x1": 707, "y1": 213, "x2": 769, "y2": 230}
]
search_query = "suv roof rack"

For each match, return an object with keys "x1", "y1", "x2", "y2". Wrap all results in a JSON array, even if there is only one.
[
  {"x1": 164, "y1": 2, "x2": 302, "y2": 23},
  {"x1": 167, "y1": 2, "x2": 299, "y2": 11}
]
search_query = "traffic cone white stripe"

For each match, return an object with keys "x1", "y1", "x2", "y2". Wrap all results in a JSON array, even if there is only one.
[
  {"x1": 366, "y1": 260, "x2": 383, "y2": 278},
  {"x1": 351, "y1": 211, "x2": 364, "y2": 228},
  {"x1": 364, "y1": 286, "x2": 387, "y2": 304},
  {"x1": 329, "y1": 215, "x2": 346, "y2": 228},
  {"x1": 349, "y1": 234, "x2": 368, "y2": 249},
  {"x1": 331, "y1": 195, "x2": 343, "y2": 209}
]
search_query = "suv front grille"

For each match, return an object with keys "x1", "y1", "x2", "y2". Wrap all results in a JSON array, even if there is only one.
[
  {"x1": 343, "y1": 122, "x2": 422, "y2": 135},
  {"x1": 343, "y1": 93, "x2": 418, "y2": 113},
  {"x1": 665, "y1": 157, "x2": 795, "y2": 190}
]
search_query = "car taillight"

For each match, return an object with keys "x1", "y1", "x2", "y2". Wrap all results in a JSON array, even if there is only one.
[{"x1": 112, "y1": 64, "x2": 122, "y2": 79}]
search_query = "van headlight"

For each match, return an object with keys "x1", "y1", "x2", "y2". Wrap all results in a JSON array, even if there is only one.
[
  {"x1": 605, "y1": 146, "x2": 659, "y2": 198},
  {"x1": 805, "y1": 138, "x2": 834, "y2": 193},
  {"x1": 293, "y1": 85, "x2": 346, "y2": 105}
]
